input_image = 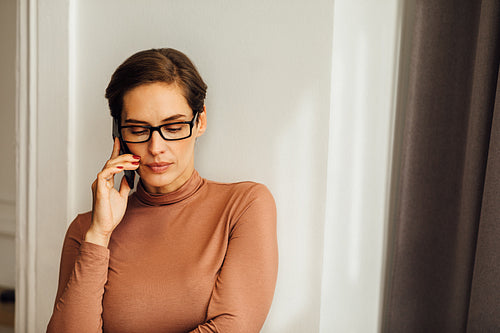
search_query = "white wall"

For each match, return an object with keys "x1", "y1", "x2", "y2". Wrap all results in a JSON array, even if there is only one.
[
  {"x1": 18, "y1": 0, "x2": 404, "y2": 331},
  {"x1": 0, "y1": 0, "x2": 17, "y2": 289}
]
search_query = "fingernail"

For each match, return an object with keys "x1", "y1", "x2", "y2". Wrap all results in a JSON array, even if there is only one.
[
  {"x1": 133, "y1": 155, "x2": 141, "y2": 159},
  {"x1": 117, "y1": 166, "x2": 124, "y2": 169},
  {"x1": 132, "y1": 161, "x2": 140, "y2": 165}
]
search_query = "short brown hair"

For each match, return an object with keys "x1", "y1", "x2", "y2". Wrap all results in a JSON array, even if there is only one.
[{"x1": 105, "y1": 48, "x2": 207, "y2": 121}]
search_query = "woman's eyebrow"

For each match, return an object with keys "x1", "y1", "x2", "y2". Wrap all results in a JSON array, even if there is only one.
[
  {"x1": 124, "y1": 114, "x2": 186, "y2": 124},
  {"x1": 161, "y1": 114, "x2": 186, "y2": 122},
  {"x1": 124, "y1": 119, "x2": 149, "y2": 125}
]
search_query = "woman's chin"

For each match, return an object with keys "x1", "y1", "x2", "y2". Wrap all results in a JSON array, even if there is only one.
[
  {"x1": 138, "y1": 164, "x2": 193, "y2": 194},
  {"x1": 142, "y1": 176, "x2": 171, "y2": 188},
  {"x1": 138, "y1": 171, "x2": 172, "y2": 190}
]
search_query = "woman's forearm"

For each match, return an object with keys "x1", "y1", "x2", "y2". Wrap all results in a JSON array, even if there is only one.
[{"x1": 47, "y1": 241, "x2": 109, "y2": 333}]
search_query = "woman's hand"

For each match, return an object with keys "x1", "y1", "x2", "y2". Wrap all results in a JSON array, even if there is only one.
[{"x1": 85, "y1": 137, "x2": 140, "y2": 247}]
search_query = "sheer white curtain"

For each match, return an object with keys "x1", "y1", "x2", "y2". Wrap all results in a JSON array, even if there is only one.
[{"x1": 320, "y1": 0, "x2": 404, "y2": 331}]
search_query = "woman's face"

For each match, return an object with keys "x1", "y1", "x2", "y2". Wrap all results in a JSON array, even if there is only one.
[{"x1": 121, "y1": 82, "x2": 206, "y2": 194}]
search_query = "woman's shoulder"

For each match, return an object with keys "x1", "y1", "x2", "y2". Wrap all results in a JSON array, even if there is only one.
[
  {"x1": 204, "y1": 178, "x2": 275, "y2": 203},
  {"x1": 203, "y1": 179, "x2": 276, "y2": 227},
  {"x1": 206, "y1": 178, "x2": 269, "y2": 191}
]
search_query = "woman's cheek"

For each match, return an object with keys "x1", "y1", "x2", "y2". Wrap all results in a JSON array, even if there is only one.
[{"x1": 136, "y1": 164, "x2": 145, "y2": 177}]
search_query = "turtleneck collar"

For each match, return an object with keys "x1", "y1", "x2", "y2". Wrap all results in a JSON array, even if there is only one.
[{"x1": 135, "y1": 170, "x2": 205, "y2": 206}]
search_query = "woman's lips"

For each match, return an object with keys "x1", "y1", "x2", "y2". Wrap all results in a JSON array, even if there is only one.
[{"x1": 145, "y1": 162, "x2": 172, "y2": 173}]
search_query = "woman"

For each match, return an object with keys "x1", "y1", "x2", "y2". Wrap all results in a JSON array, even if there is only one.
[{"x1": 47, "y1": 48, "x2": 278, "y2": 333}]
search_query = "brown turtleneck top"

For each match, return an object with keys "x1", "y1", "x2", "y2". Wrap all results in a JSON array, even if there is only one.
[{"x1": 47, "y1": 171, "x2": 278, "y2": 333}]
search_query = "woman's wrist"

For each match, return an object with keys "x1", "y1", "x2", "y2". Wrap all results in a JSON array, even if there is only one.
[{"x1": 84, "y1": 227, "x2": 111, "y2": 247}]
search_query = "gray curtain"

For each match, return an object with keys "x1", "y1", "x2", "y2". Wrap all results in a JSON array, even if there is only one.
[{"x1": 383, "y1": 0, "x2": 500, "y2": 332}]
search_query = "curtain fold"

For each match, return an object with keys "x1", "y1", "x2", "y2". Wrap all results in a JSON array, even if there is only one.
[
  {"x1": 466, "y1": 68, "x2": 500, "y2": 331},
  {"x1": 383, "y1": 0, "x2": 500, "y2": 332}
]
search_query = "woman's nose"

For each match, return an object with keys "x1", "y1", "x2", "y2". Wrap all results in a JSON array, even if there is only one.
[{"x1": 148, "y1": 130, "x2": 167, "y2": 155}]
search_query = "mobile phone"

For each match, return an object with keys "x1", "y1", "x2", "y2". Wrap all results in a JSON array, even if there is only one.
[{"x1": 112, "y1": 119, "x2": 136, "y2": 189}]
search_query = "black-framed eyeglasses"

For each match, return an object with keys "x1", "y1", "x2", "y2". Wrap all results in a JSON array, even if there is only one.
[{"x1": 120, "y1": 113, "x2": 198, "y2": 143}]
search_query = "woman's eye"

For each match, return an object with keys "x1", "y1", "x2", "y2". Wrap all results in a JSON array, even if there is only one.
[
  {"x1": 164, "y1": 126, "x2": 182, "y2": 133},
  {"x1": 130, "y1": 128, "x2": 149, "y2": 135}
]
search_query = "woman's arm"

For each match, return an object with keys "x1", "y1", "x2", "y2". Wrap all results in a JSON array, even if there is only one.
[
  {"x1": 190, "y1": 184, "x2": 279, "y2": 333},
  {"x1": 46, "y1": 215, "x2": 110, "y2": 332},
  {"x1": 47, "y1": 138, "x2": 139, "y2": 332}
]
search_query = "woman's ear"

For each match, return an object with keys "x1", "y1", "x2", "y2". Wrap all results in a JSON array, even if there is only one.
[{"x1": 195, "y1": 105, "x2": 207, "y2": 137}]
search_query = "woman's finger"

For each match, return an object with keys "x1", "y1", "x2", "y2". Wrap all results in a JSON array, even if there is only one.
[
  {"x1": 95, "y1": 165, "x2": 125, "y2": 188},
  {"x1": 110, "y1": 137, "x2": 121, "y2": 159},
  {"x1": 104, "y1": 157, "x2": 140, "y2": 172}
]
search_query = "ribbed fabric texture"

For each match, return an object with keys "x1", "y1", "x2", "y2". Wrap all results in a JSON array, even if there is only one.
[{"x1": 47, "y1": 170, "x2": 278, "y2": 333}]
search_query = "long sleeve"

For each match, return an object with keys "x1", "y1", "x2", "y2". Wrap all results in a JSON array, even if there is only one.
[
  {"x1": 47, "y1": 214, "x2": 109, "y2": 333},
  {"x1": 190, "y1": 184, "x2": 279, "y2": 333},
  {"x1": 46, "y1": 174, "x2": 278, "y2": 332}
]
